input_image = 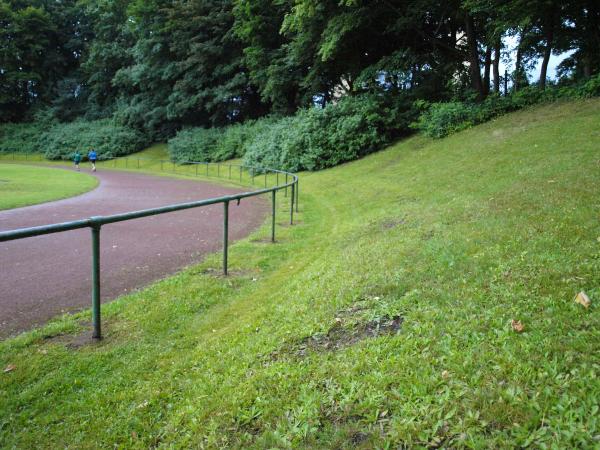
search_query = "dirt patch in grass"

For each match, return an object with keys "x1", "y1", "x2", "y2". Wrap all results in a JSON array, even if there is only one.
[
  {"x1": 380, "y1": 217, "x2": 407, "y2": 229},
  {"x1": 41, "y1": 326, "x2": 103, "y2": 350},
  {"x1": 421, "y1": 229, "x2": 435, "y2": 240},
  {"x1": 250, "y1": 237, "x2": 278, "y2": 244},
  {"x1": 272, "y1": 315, "x2": 403, "y2": 360},
  {"x1": 350, "y1": 431, "x2": 370, "y2": 445},
  {"x1": 200, "y1": 267, "x2": 258, "y2": 278},
  {"x1": 278, "y1": 219, "x2": 304, "y2": 227}
]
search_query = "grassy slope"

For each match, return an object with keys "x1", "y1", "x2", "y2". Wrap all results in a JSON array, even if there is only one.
[
  {"x1": 0, "y1": 100, "x2": 599, "y2": 448},
  {"x1": 0, "y1": 164, "x2": 98, "y2": 210}
]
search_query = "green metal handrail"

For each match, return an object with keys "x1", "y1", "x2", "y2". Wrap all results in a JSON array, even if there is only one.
[{"x1": 0, "y1": 156, "x2": 299, "y2": 339}]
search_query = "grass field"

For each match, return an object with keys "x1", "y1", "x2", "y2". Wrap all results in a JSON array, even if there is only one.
[
  {"x1": 0, "y1": 164, "x2": 98, "y2": 210},
  {"x1": 0, "y1": 99, "x2": 599, "y2": 448}
]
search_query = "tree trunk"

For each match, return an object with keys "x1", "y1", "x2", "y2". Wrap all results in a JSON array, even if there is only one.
[
  {"x1": 539, "y1": 13, "x2": 555, "y2": 89},
  {"x1": 493, "y1": 38, "x2": 501, "y2": 93},
  {"x1": 465, "y1": 12, "x2": 484, "y2": 100},
  {"x1": 514, "y1": 27, "x2": 530, "y2": 91},
  {"x1": 483, "y1": 46, "x2": 492, "y2": 95},
  {"x1": 585, "y1": 0, "x2": 600, "y2": 76}
]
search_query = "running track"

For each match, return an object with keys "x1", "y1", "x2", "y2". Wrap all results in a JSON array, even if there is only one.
[{"x1": 0, "y1": 168, "x2": 268, "y2": 338}]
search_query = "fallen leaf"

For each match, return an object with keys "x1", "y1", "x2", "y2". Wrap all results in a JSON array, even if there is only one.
[
  {"x1": 441, "y1": 370, "x2": 450, "y2": 379},
  {"x1": 511, "y1": 320, "x2": 525, "y2": 333},
  {"x1": 334, "y1": 317, "x2": 342, "y2": 325},
  {"x1": 3, "y1": 364, "x2": 16, "y2": 373},
  {"x1": 131, "y1": 431, "x2": 138, "y2": 439},
  {"x1": 574, "y1": 291, "x2": 591, "y2": 309}
]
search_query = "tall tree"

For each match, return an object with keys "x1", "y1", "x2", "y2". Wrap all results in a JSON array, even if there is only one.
[{"x1": 80, "y1": 0, "x2": 134, "y2": 117}]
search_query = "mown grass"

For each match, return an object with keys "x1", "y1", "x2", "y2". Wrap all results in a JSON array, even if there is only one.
[
  {"x1": 0, "y1": 164, "x2": 98, "y2": 210},
  {"x1": 1, "y1": 99, "x2": 599, "y2": 448}
]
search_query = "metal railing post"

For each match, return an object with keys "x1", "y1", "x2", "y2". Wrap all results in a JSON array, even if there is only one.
[
  {"x1": 290, "y1": 183, "x2": 295, "y2": 225},
  {"x1": 229, "y1": 165, "x2": 232, "y2": 179},
  {"x1": 271, "y1": 190, "x2": 276, "y2": 242},
  {"x1": 91, "y1": 223, "x2": 102, "y2": 339},
  {"x1": 285, "y1": 173, "x2": 288, "y2": 197},
  {"x1": 295, "y1": 180, "x2": 299, "y2": 213},
  {"x1": 264, "y1": 172, "x2": 267, "y2": 188},
  {"x1": 0, "y1": 160, "x2": 300, "y2": 340},
  {"x1": 206, "y1": 162, "x2": 209, "y2": 176},
  {"x1": 239, "y1": 166, "x2": 242, "y2": 182},
  {"x1": 217, "y1": 164, "x2": 220, "y2": 178},
  {"x1": 276, "y1": 172, "x2": 279, "y2": 186},
  {"x1": 223, "y1": 201, "x2": 229, "y2": 276}
]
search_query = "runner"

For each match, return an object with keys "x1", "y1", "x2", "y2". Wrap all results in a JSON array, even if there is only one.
[
  {"x1": 73, "y1": 151, "x2": 82, "y2": 171},
  {"x1": 88, "y1": 149, "x2": 98, "y2": 172}
]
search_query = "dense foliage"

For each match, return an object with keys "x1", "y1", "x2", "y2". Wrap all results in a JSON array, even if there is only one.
[
  {"x1": 414, "y1": 74, "x2": 600, "y2": 138},
  {"x1": 3, "y1": 0, "x2": 600, "y2": 127},
  {"x1": 2, "y1": 0, "x2": 600, "y2": 168},
  {"x1": 168, "y1": 119, "x2": 274, "y2": 164},
  {"x1": 42, "y1": 120, "x2": 149, "y2": 160},
  {"x1": 168, "y1": 94, "x2": 414, "y2": 171},
  {"x1": 0, "y1": 119, "x2": 148, "y2": 160},
  {"x1": 242, "y1": 94, "x2": 414, "y2": 171}
]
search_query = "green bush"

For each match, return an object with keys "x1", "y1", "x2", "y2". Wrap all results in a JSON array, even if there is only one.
[
  {"x1": 43, "y1": 119, "x2": 149, "y2": 160},
  {"x1": 213, "y1": 119, "x2": 275, "y2": 161},
  {"x1": 0, "y1": 122, "x2": 50, "y2": 154},
  {"x1": 411, "y1": 101, "x2": 477, "y2": 139},
  {"x1": 168, "y1": 118, "x2": 275, "y2": 164},
  {"x1": 243, "y1": 93, "x2": 415, "y2": 171},
  {"x1": 413, "y1": 74, "x2": 600, "y2": 139},
  {"x1": 167, "y1": 127, "x2": 223, "y2": 163},
  {"x1": 168, "y1": 93, "x2": 414, "y2": 171},
  {"x1": 0, "y1": 119, "x2": 149, "y2": 160}
]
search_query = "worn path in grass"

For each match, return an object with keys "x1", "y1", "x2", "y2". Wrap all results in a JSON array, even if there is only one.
[{"x1": 0, "y1": 168, "x2": 268, "y2": 338}]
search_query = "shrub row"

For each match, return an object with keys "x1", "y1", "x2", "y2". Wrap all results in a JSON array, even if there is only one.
[
  {"x1": 413, "y1": 74, "x2": 600, "y2": 138},
  {"x1": 171, "y1": 75, "x2": 599, "y2": 172},
  {"x1": 167, "y1": 119, "x2": 274, "y2": 164},
  {"x1": 169, "y1": 93, "x2": 415, "y2": 171},
  {"x1": 0, "y1": 119, "x2": 149, "y2": 160}
]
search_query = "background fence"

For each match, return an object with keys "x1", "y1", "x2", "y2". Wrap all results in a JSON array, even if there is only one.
[{"x1": 0, "y1": 154, "x2": 299, "y2": 339}]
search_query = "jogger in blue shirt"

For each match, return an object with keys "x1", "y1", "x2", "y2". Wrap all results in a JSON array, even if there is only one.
[{"x1": 88, "y1": 149, "x2": 97, "y2": 172}]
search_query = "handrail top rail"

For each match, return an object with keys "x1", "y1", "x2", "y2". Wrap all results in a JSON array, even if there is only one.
[{"x1": 0, "y1": 159, "x2": 298, "y2": 243}]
